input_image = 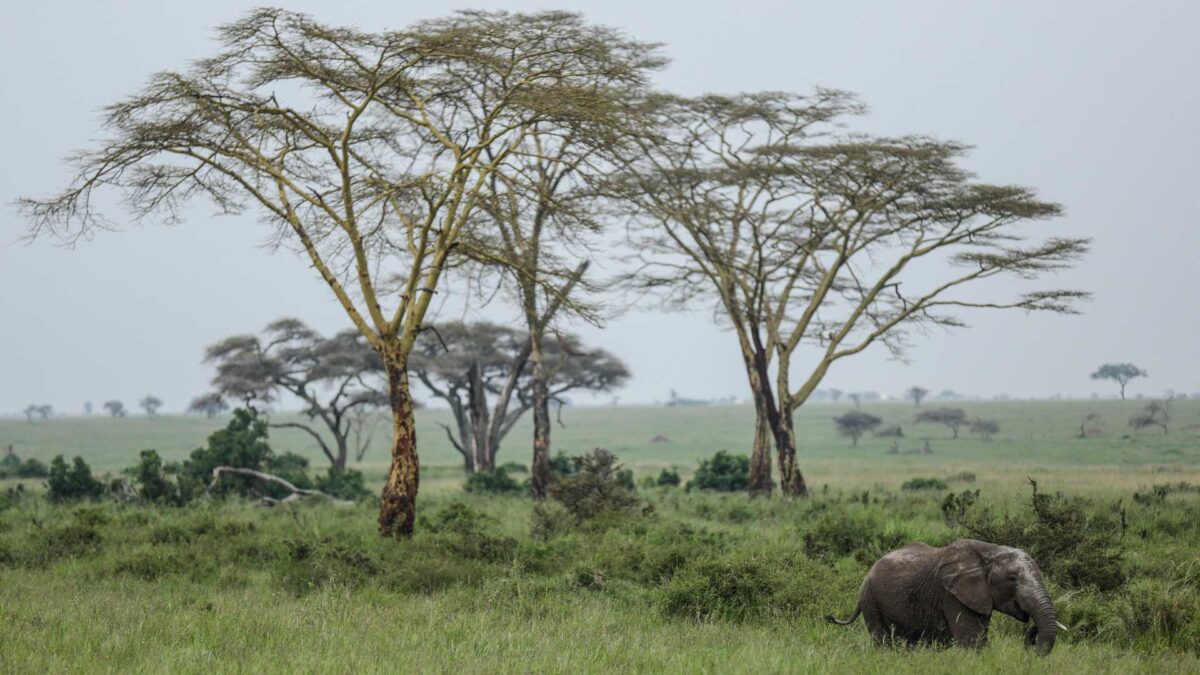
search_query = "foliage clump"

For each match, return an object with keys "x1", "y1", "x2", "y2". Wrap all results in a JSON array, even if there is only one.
[
  {"x1": 686, "y1": 451, "x2": 749, "y2": 492},
  {"x1": 548, "y1": 449, "x2": 641, "y2": 522},
  {"x1": 802, "y1": 512, "x2": 909, "y2": 565},
  {"x1": 46, "y1": 456, "x2": 106, "y2": 503},
  {"x1": 656, "y1": 468, "x2": 682, "y2": 487},
  {"x1": 901, "y1": 477, "x2": 948, "y2": 491},
  {"x1": 464, "y1": 468, "x2": 524, "y2": 495},
  {"x1": 0, "y1": 448, "x2": 49, "y2": 479}
]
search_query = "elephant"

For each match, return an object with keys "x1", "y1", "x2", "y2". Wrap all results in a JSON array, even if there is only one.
[{"x1": 826, "y1": 539, "x2": 1062, "y2": 655}]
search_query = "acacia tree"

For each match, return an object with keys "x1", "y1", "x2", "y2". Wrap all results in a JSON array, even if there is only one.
[
  {"x1": 618, "y1": 91, "x2": 1088, "y2": 496},
  {"x1": 1090, "y1": 363, "x2": 1146, "y2": 400},
  {"x1": 834, "y1": 410, "x2": 882, "y2": 446},
  {"x1": 905, "y1": 386, "x2": 929, "y2": 407},
  {"x1": 916, "y1": 407, "x2": 969, "y2": 439},
  {"x1": 21, "y1": 10, "x2": 658, "y2": 537},
  {"x1": 188, "y1": 393, "x2": 230, "y2": 419},
  {"x1": 409, "y1": 321, "x2": 628, "y2": 473},
  {"x1": 139, "y1": 396, "x2": 163, "y2": 417},
  {"x1": 102, "y1": 400, "x2": 126, "y2": 418},
  {"x1": 202, "y1": 318, "x2": 387, "y2": 473}
]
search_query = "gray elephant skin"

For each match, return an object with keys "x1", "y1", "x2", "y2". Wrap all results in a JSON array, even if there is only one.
[{"x1": 826, "y1": 538, "x2": 1059, "y2": 655}]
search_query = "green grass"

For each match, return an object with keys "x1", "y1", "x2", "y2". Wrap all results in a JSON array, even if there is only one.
[{"x1": 2, "y1": 399, "x2": 1200, "y2": 673}]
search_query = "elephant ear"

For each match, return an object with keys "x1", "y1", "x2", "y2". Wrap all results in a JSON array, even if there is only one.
[{"x1": 938, "y1": 547, "x2": 992, "y2": 615}]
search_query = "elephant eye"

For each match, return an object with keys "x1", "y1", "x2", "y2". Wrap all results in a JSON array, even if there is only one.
[{"x1": 1007, "y1": 574, "x2": 1019, "y2": 582}]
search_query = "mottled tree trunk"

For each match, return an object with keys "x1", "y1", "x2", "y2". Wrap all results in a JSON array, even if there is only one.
[
  {"x1": 467, "y1": 361, "x2": 495, "y2": 472},
  {"x1": 774, "y1": 410, "x2": 808, "y2": 497},
  {"x1": 378, "y1": 349, "x2": 419, "y2": 538},
  {"x1": 529, "y1": 332, "x2": 552, "y2": 500},
  {"x1": 747, "y1": 399, "x2": 773, "y2": 497}
]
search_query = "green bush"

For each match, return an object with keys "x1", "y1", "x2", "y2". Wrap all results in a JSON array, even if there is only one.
[
  {"x1": 656, "y1": 468, "x2": 682, "y2": 487},
  {"x1": 549, "y1": 449, "x2": 641, "y2": 522},
  {"x1": 315, "y1": 468, "x2": 371, "y2": 500},
  {"x1": 464, "y1": 468, "x2": 523, "y2": 495},
  {"x1": 132, "y1": 450, "x2": 179, "y2": 505},
  {"x1": 46, "y1": 456, "x2": 106, "y2": 503},
  {"x1": 802, "y1": 512, "x2": 908, "y2": 565},
  {"x1": 901, "y1": 477, "x2": 948, "y2": 491},
  {"x1": 686, "y1": 451, "x2": 749, "y2": 492},
  {"x1": 662, "y1": 558, "x2": 775, "y2": 621}
]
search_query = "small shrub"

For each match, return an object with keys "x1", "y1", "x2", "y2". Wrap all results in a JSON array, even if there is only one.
[
  {"x1": 132, "y1": 450, "x2": 179, "y2": 505},
  {"x1": 656, "y1": 468, "x2": 682, "y2": 487},
  {"x1": 1116, "y1": 577, "x2": 1200, "y2": 652},
  {"x1": 548, "y1": 451, "x2": 575, "y2": 478},
  {"x1": 315, "y1": 468, "x2": 371, "y2": 500},
  {"x1": 549, "y1": 449, "x2": 641, "y2": 522},
  {"x1": 464, "y1": 468, "x2": 523, "y2": 495},
  {"x1": 802, "y1": 512, "x2": 908, "y2": 566},
  {"x1": 901, "y1": 477, "x2": 948, "y2": 491},
  {"x1": 686, "y1": 451, "x2": 749, "y2": 493},
  {"x1": 946, "y1": 471, "x2": 976, "y2": 483},
  {"x1": 46, "y1": 456, "x2": 105, "y2": 503},
  {"x1": 662, "y1": 558, "x2": 775, "y2": 621},
  {"x1": 498, "y1": 462, "x2": 528, "y2": 474}
]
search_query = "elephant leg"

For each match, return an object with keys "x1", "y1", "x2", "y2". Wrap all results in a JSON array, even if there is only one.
[
  {"x1": 943, "y1": 601, "x2": 989, "y2": 649},
  {"x1": 862, "y1": 604, "x2": 891, "y2": 647}
]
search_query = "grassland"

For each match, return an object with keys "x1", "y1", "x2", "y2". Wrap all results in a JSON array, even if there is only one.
[{"x1": 2, "y1": 399, "x2": 1199, "y2": 673}]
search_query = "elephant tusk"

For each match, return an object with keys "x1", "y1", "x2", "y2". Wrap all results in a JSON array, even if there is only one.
[{"x1": 1055, "y1": 621, "x2": 1068, "y2": 632}]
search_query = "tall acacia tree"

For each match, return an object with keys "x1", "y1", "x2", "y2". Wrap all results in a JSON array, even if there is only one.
[
  {"x1": 618, "y1": 91, "x2": 1089, "y2": 496},
  {"x1": 464, "y1": 112, "x2": 649, "y2": 496},
  {"x1": 21, "y1": 9, "x2": 660, "y2": 536}
]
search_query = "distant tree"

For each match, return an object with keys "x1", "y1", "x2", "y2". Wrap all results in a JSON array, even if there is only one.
[
  {"x1": 203, "y1": 318, "x2": 387, "y2": 473},
  {"x1": 915, "y1": 407, "x2": 968, "y2": 438},
  {"x1": 1078, "y1": 412, "x2": 1103, "y2": 438},
  {"x1": 35, "y1": 404, "x2": 53, "y2": 420},
  {"x1": 409, "y1": 322, "x2": 628, "y2": 473},
  {"x1": 1129, "y1": 399, "x2": 1170, "y2": 435},
  {"x1": 969, "y1": 418, "x2": 1000, "y2": 441},
  {"x1": 102, "y1": 400, "x2": 126, "y2": 418},
  {"x1": 139, "y1": 396, "x2": 163, "y2": 418},
  {"x1": 84, "y1": 401, "x2": 93, "y2": 416},
  {"x1": 905, "y1": 386, "x2": 930, "y2": 407},
  {"x1": 848, "y1": 393, "x2": 863, "y2": 409},
  {"x1": 22, "y1": 405, "x2": 37, "y2": 422},
  {"x1": 834, "y1": 411, "x2": 883, "y2": 446},
  {"x1": 1090, "y1": 363, "x2": 1146, "y2": 400},
  {"x1": 188, "y1": 393, "x2": 229, "y2": 419},
  {"x1": 829, "y1": 389, "x2": 844, "y2": 403}
]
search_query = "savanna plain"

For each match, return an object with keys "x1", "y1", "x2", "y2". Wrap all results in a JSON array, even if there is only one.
[{"x1": 2, "y1": 399, "x2": 1199, "y2": 674}]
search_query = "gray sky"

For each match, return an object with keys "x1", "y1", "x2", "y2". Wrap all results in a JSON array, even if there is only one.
[{"x1": 2, "y1": 0, "x2": 1198, "y2": 414}]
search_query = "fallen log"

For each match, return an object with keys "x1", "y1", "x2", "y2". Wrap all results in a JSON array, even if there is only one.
[{"x1": 205, "y1": 466, "x2": 354, "y2": 507}]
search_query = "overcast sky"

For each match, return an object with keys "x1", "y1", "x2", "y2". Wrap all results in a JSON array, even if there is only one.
[{"x1": 2, "y1": 0, "x2": 1198, "y2": 414}]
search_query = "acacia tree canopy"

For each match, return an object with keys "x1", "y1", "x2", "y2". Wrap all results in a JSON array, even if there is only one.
[
  {"x1": 202, "y1": 318, "x2": 387, "y2": 472},
  {"x1": 616, "y1": 90, "x2": 1089, "y2": 496},
  {"x1": 409, "y1": 321, "x2": 628, "y2": 472},
  {"x1": 1090, "y1": 363, "x2": 1146, "y2": 400}
]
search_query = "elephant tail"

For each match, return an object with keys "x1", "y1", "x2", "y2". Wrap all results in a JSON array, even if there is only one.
[{"x1": 825, "y1": 605, "x2": 861, "y2": 626}]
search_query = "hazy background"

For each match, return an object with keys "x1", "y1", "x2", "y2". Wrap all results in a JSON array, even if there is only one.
[{"x1": 2, "y1": 0, "x2": 1197, "y2": 414}]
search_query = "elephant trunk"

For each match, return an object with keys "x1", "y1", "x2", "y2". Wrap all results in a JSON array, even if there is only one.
[{"x1": 1025, "y1": 588, "x2": 1058, "y2": 656}]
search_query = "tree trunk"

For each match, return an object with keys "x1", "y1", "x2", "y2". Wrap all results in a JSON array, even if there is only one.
[
  {"x1": 467, "y1": 361, "x2": 494, "y2": 472},
  {"x1": 775, "y1": 409, "x2": 809, "y2": 497},
  {"x1": 747, "y1": 398, "x2": 773, "y2": 497},
  {"x1": 333, "y1": 435, "x2": 348, "y2": 473},
  {"x1": 529, "y1": 333, "x2": 552, "y2": 500},
  {"x1": 378, "y1": 350, "x2": 419, "y2": 538}
]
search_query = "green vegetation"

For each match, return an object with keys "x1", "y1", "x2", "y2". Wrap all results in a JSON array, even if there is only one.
[{"x1": 3, "y1": 400, "x2": 1200, "y2": 672}]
